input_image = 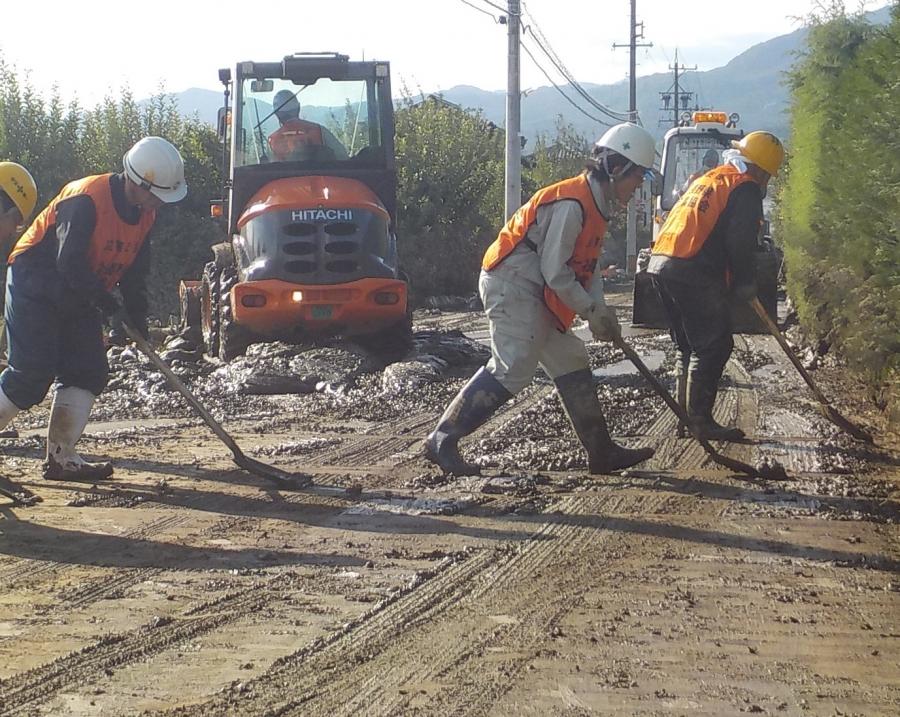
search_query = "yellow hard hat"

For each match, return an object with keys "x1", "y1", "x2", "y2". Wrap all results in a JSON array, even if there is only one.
[
  {"x1": 731, "y1": 131, "x2": 785, "y2": 176},
  {"x1": 0, "y1": 162, "x2": 37, "y2": 220}
]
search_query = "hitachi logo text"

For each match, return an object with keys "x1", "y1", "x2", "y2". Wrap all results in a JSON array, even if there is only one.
[{"x1": 292, "y1": 209, "x2": 353, "y2": 222}]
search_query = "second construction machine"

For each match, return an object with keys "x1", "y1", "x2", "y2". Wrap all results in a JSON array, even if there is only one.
[{"x1": 183, "y1": 53, "x2": 409, "y2": 360}]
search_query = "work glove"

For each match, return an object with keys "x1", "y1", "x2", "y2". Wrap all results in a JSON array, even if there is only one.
[
  {"x1": 731, "y1": 282, "x2": 758, "y2": 302},
  {"x1": 584, "y1": 302, "x2": 621, "y2": 342}
]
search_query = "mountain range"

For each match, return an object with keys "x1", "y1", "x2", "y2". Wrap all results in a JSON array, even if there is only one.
[{"x1": 156, "y1": 6, "x2": 890, "y2": 145}]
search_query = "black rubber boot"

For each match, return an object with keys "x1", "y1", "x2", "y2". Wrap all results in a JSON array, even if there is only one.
[
  {"x1": 687, "y1": 372, "x2": 745, "y2": 441},
  {"x1": 424, "y1": 367, "x2": 512, "y2": 476},
  {"x1": 675, "y1": 365, "x2": 688, "y2": 439},
  {"x1": 555, "y1": 369, "x2": 654, "y2": 474}
]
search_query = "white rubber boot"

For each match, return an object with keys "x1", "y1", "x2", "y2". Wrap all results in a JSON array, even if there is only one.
[
  {"x1": 0, "y1": 387, "x2": 20, "y2": 433},
  {"x1": 44, "y1": 386, "x2": 113, "y2": 481}
]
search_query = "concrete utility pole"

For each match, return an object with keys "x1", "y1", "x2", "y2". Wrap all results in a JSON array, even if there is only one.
[
  {"x1": 670, "y1": 49, "x2": 697, "y2": 127},
  {"x1": 658, "y1": 50, "x2": 696, "y2": 127},
  {"x1": 613, "y1": 0, "x2": 652, "y2": 274},
  {"x1": 504, "y1": 0, "x2": 521, "y2": 220}
]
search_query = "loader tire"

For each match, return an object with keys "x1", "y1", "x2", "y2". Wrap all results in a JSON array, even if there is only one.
[
  {"x1": 201, "y1": 262, "x2": 221, "y2": 358},
  {"x1": 356, "y1": 311, "x2": 413, "y2": 362},
  {"x1": 180, "y1": 283, "x2": 203, "y2": 345},
  {"x1": 217, "y1": 266, "x2": 254, "y2": 361}
]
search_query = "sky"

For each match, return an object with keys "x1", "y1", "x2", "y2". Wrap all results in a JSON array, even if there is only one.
[{"x1": 0, "y1": 0, "x2": 887, "y2": 108}]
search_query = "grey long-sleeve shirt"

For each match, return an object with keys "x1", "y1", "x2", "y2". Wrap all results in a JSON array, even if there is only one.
[{"x1": 488, "y1": 172, "x2": 612, "y2": 317}]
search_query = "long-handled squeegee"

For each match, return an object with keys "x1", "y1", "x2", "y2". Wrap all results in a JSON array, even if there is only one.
[
  {"x1": 611, "y1": 334, "x2": 789, "y2": 481},
  {"x1": 122, "y1": 322, "x2": 311, "y2": 489}
]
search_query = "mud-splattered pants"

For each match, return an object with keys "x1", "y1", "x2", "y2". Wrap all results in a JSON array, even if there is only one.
[{"x1": 479, "y1": 269, "x2": 588, "y2": 395}]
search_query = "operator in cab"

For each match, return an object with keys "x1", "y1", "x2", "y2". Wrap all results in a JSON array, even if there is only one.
[
  {"x1": 268, "y1": 90, "x2": 348, "y2": 162},
  {"x1": 648, "y1": 131, "x2": 785, "y2": 441},
  {"x1": 675, "y1": 148, "x2": 720, "y2": 199}
]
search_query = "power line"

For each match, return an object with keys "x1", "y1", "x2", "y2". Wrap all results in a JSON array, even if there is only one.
[
  {"x1": 457, "y1": 0, "x2": 501, "y2": 21},
  {"x1": 519, "y1": 40, "x2": 613, "y2": 127},
  {"x1": 475, "y1": 0, "x2": 512, "y2": 14},
  {"x1": 520, "y1": 4, "x2": 631, "y2": 122}
]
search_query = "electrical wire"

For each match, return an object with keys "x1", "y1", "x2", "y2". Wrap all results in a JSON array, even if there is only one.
[
  {"x1": 519, "y1": 8, "x2": 631, "y2": 122},
  {"x1": 475, "y1": 0, "x2": 513, "y2": 15},
  {"x1": 519, "y1": 40, "x2": 613, "y2": 127},
  {"x1": 457, "y1": 0, "x2": 500, "y2": 21}
]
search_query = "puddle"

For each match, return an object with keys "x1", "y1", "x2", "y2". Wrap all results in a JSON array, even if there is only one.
[
  {"x1": 592, "y1": 349, "x2": 666, "y2": 378},
  {"x1": 342, "y1": 495, "x2": 476, "y2": 517}
]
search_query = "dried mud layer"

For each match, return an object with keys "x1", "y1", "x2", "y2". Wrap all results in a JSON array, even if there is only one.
[{"x1": 0, "y1": 287, "x2": 898, "y2": 717}]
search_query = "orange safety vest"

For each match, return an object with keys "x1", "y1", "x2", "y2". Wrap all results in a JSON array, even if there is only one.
[
  {"x1": 9, "y1": 174, "x2": 156, "y2": 290},
  {"x1": 268, "y1": 119, "x2": 324, "y2": 160},
  {"x1": 482, "y1": 174, "x2": 607, "y2": 331},
  {"x1": 653, "y1": 164, "x2": 756, "y2": 260}
]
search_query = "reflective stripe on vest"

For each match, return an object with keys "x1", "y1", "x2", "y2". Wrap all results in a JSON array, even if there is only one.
[
  {"x1": 482, "y1": 174, "x2": 607, "y2": 331},
  {"x1": 9, "y1": 174, "x2": 156, "y2": 290},
  {"x1": 652, "y1": 164, "x2": 755, "y2": 259}
]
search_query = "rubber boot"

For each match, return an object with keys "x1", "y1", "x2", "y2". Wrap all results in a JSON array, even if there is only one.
[
  {"x1": 0, "y1": 387, "x2": 21, "y2": 434},
  {"x1": 675, "y1": 367, "x2": 688, "y2": 438},
  {"x1": 424, "y1": 367, "x2": 512, "y2": 476},
  {"x1": 43, "y1": 386, "x2": 114, "y2": 481},
  {"x1": 686, "y1": 373, "x2": 745, "y2": 441},
  {"x1": 555, "y1": 369, "x2": 654, "y2": 474}
]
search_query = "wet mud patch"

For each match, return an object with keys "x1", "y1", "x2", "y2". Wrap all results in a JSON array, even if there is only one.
[
  {"x1": 250, "y1": 438, "x2": 343, "y2": 457},
  {"x1": 342, "y1": 494, "x2": 479, "y2": 517},
  {"x1": 724, "y1": 476, "x2": 898, "y2": 524}
]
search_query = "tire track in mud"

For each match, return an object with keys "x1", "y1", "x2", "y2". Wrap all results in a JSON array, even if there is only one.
[
  {"x1": 150, "y1": 491, "x2": 678, "y2": 717},
  {"x1": 1, "y1": 342, "x2": 762, "y2": 715},
  {"x1": 145, "y1": 356, "x2": 759, "y2": 715},
  {"x1": 0, "y1": 575, "x2": 296, "y2": 715}
]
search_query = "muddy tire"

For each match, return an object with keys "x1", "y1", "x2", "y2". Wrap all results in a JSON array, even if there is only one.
[
  {"x1": 180, "y1": 283, "x2": 203, "y2": 345},
  {"x1": 217, "y1": 266, "x2": 254, "y2": 361},
  {"x1": 201, "y1": 262, "x2": 221, "y2": 358},
  {"x1": 356, "y1": 312, "x2": 413, "y2": 362}
]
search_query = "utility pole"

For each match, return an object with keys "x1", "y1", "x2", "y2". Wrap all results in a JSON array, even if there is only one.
[
  {"x1": 613, "y1": 0, "x2": 652, "y2": 274},
  {"x1": 670, "y1": 49, "x2": 697, "y2": 126},
  {"x1": 504, "y1": 0, "x2": 521, "y2": 220}
]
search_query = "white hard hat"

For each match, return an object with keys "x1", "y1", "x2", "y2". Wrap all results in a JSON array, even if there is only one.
[
  {"x1": 123, "y1": 136, "x2": 187, "y2": 203},
  {"x1": 594, "y1": 122, "x2": 656, "y2": 170}
]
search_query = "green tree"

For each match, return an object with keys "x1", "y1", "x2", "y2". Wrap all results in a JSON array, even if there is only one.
[
  {"x1": 394, "y1": 94, "x2": 505, "y2": 297},
  {"x1": 779, "y1": 1, "x2": 900, "y2": 420},
  {"x1": 0, "y1": 54, "x2": 223, "y2": 322}
]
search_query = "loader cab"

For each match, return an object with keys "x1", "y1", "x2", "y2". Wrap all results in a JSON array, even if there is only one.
[{"x1": 220, "y1": 53, "x2": 397, "y2": 235}]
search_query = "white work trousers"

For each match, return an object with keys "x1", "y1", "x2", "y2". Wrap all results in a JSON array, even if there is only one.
[{"x1": 479, "y1": 269, "x2": 589, "y2": 395}]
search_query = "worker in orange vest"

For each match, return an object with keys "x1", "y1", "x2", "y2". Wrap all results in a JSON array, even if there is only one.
[
  {"x1": 0, "y1": 137, "x2": 187, "y2": 482},
  {"x1": 648, "y1": 131, "x2": 785, "y2": 440},
  {"x1": 0, "y1": 162, "x2": 37, "y2": 248},
  {"x1": 425, "y1": 123, "x2": 657, "y2": 476},
  {"x1": 267, "y1": 90, "x2": 348, "y2": 162}
]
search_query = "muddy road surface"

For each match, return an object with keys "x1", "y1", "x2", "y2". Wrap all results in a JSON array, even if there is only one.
[{"x1": 1, "y1": 285, "x2": 898, "y2": 716}]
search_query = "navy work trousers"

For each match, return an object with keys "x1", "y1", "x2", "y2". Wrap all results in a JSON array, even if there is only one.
[
  {"x1": 0, "y1": 260, "x2": 108, "y2": 409},
  {"x1": 653, "y1": 275, "x2": 734, "y2": 386}
]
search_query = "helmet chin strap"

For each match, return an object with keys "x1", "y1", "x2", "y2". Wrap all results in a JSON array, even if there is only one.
[{"x1": 599, "y1": 149, "x2": 634, "y2": 186}]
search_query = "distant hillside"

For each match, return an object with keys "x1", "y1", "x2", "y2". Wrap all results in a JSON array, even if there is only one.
[{"x1": 152, "y1": 6, "x2": 891, "y2": 145}]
